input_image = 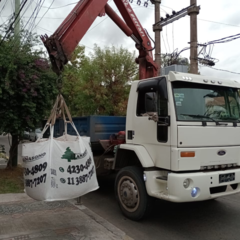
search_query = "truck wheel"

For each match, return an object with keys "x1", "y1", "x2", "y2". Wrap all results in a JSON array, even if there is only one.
[{"x1": 115, "y1": 166, "x2": 153, "y2": 221}]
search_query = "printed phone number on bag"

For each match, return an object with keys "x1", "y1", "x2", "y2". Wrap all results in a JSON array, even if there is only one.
[
  {"x1": 66, "y1": 157, "x2": 92, "y2": 174},
  {"x1": 63, "y1": 166, "x2": 95, "y2": 185},
  {"x1": 24, "y1": 162, "x2": 48, "y2": 176},
  {"x1": 25, "y1": 173, "x2": 47, "y2": 188}
]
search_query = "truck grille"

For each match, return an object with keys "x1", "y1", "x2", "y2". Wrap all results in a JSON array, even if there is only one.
[{"x1": 201, "y1": 163, "x2": 238, "y2": 170}]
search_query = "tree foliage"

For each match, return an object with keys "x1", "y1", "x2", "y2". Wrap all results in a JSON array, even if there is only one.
[
  {"x1": 61, "y1": 45, "x2": 86, "y2": 116},
  {"x1": 62, "y1": 45, "x2": 138, "y2": 116},
  {"x1": 161, "y1": 54, "x2": 189, "y2": 68},
  {"x1": 0, "y1": 31, "x2": 58, "y2": 167}
]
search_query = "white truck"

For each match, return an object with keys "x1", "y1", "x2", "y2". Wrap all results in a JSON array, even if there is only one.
[
  {"x1": 113, "y1": 71, "x2": 240, "y2": 220},
  {"x1": 41, "y1": 0, "x2": 240, "y2": 220}
]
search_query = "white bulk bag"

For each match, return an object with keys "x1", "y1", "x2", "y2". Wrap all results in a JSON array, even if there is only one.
[{"x1": 22, "y1": 95, "x2": 99, "y2": 201}]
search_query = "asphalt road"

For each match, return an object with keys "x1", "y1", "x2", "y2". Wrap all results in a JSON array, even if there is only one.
[{"x1": 82, "y1": 176, "x2": 240, "y2": 240}]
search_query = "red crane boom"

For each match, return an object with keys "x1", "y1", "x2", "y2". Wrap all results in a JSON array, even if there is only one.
[{"x1": 41, "y1": 0, "x2": 158, "y2": 79}]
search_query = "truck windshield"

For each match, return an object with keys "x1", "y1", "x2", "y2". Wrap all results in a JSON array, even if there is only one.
[{"x1": 172, "y1": 81, "x2": 240, "y2": 122}]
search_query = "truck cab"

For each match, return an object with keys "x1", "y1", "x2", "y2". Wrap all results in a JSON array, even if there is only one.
[{"x1": 115, "y1": 71, "x2": 240, "y2": 220}]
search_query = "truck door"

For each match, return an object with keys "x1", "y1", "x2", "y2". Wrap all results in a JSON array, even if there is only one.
[{"x1": 131, "y1": 77, "x2": 171, "y2": 169}]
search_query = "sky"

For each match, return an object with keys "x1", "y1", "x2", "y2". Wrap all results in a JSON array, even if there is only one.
[{"x1": 1, "y1": 0, "x2": 240, "y2": 80}]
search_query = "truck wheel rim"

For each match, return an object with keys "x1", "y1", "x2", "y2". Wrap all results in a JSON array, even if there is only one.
[{"x1": 118, "y1": 176, "x2": 140, "y2": 212}]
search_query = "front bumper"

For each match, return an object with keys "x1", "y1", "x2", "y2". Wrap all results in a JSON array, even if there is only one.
[{"x1": 144, "y1": 168, "x2": 240, "y2": 202}]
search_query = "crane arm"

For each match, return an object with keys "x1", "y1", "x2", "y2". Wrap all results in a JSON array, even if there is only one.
[{"x1": 41, "y1": 0, "x2": 158, "y2": 79}]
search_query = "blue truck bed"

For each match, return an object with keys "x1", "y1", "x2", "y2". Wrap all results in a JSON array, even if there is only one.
[{"x1": 43, "y1": 115, "x2": 126, "y2": 142}]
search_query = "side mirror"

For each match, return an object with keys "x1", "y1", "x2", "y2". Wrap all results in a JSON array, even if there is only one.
[{"x1": 158, "y1": 78, "x2": 168, "y2": 101}]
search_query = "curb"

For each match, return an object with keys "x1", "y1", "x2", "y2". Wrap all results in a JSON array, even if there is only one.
[
  {"x1": 68, "y1": 199, "x2": 134, "y2": 240},
  {"x1": 0, "y1": 194, "x2": 134, "y2": 240},
  {"x1": 0, "y1": 193, "x2": 31, "y2": 204}
]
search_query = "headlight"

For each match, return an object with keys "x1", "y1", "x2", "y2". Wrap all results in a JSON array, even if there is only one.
[
  {"x1": 183, "y1": 179, "x2": 190, "y2": 188},
  {"x1": 143, "y1": 173, "x2": 147, "y2": 182},
  {"x1": 191, "y1": 187, "x2": 200, "y2": 198}
]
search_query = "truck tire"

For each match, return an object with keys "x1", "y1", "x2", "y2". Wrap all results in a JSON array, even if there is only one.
[{"x1": 115, "y1": 166, "x2": 153, "y2": 221}]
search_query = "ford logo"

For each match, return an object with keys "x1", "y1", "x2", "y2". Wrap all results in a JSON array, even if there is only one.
[{"x1": 218, "y1": 150, "x2": 226, "y2": 156}]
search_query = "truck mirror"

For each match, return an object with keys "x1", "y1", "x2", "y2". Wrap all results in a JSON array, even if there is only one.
[{"x1": 158, "y1": 78, "x2": 168, "y2": 101}]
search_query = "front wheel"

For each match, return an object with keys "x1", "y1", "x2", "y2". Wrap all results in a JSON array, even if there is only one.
[{"x1": 115, "y1": 166, "x2": 153, "y2": 221}]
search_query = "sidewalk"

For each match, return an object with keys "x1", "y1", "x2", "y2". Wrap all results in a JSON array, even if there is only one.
[{"x1": 0, "y1": 193, "x2": 133, "y2": 240}]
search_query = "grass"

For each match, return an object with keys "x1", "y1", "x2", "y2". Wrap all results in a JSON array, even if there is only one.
[{"x1": 0, "y1": 166, "x2": 24, "y2": 194}]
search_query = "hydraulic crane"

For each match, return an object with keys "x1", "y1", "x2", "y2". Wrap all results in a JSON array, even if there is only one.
[
  {"x1": 41, "y1": 0, "x2": 158, "y2": 80},
  {"x1": 40, "y1": 0, "x2": 240, "y2": 222}
]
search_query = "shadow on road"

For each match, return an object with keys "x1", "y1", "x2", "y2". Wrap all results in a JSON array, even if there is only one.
[{"x1": 84, "y1": 175, "x2": 240, "y2": 240}]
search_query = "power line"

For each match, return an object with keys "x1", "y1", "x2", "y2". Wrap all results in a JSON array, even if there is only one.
[
  {"x1": 173, "y1": 32, "x2": 240, "y2": 59},
  {"x1": 7, "y1": 0, "x2": 51, "y2": 50},
  {"x1": 161, "y1": 34, "x2": 167, "y2": 53},
  {"x1": 0, "y1": 0, "x2": 28, "y2": 45},
  {"x1": 0, "y1": 0, "x2": 8, "y2": 15},
  {"x1": 34, "y1": 0, "x2": 55, "y2": 29},
  {"x1": 35, "y1": 24, "x2": 52, "y2": 33},
  {"x1": 2, "y1": 3, "x2": 239, "y2": 29},
  {"x1": 20, "y1": 0, "x2": 40, "y2": 34},
  {"x1": 203, "y1": 66, "x2": 240, "y2": 75},
  {"x1": 130, "y1": 1, "x2": 240, "y2": 29},
  {"x1": 197, "y1": 18, "x2": 240, "y2": 28},
  {"x1": 88, "y1": 17, "x2": 109, "y2": 33},
  {"x1": 161, "y1": 4, "x2": 173, "y2": 10},
  {"x1": 36, "y1": 0, "x2": 114, "y2": 10},
  {"x1": 15, "y1": 0, "x2": 43, "y2": 45},
  {"x1": 34, "y1": 24, "x2": 94, "y2": 50},
  {"x1": 207, "y1": 33, "x2": 240, "y2": 44},
  {"x1": 172, "y1": 22, "x2": 174, "y2": 51},
  {"x1": 1, "y1": 16, "x2": 65, "y2": 19},
  {"x1": 33, "y1": 1, "x2": 78, "y2": 10},
  {"x1": 165, "y1": 24, "x2": 171, "y2": 53}
]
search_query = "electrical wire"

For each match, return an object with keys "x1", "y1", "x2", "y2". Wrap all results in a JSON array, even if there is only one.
[
  {"x1": 203, "y1": 66, "x2": 240, "y2": 75},
  {"x1": 18, "y1": 0, "x2": 54, "y2": 47},
  {"x1": 197, "y1": 18, "x2": 240, "y2": 28},
  {"x1": 26, "y1": 0, "x2": 45, "y2": 34},
  {"x1": 165, "y1": 24, "x2": 171, "y2": 53},
  {"x1": 1, "y1": 16, "x2": 65, "y2": 19},
  {"x1": 0, "y1": 0, "x2": 8, "y2": 15},
  {"x1": 88, "y1": 16, "x2": 109, "y2": 33},
  {"x1": 9, "y1": 0, "x2": 42, "y2": 48},
  {"x1": 161, "y1": 4, "x2": 173, "y2": 10},
  {"x1": 34, "y1": 0, "x2": 55, "y2": 30},
  {"x1": 161, "y1": 34, "x2": 167, "y2": 53},
  {"x1": 145, "y1": 28, "x2": 155, "y2": 51},
  {"x1": 130, "y1": 1, "x2": 240, "y2": 30},
  {"x1": 207, "y1": 33, "x2": 240, "y2": 45},
  {"x1": 0, "y1": 0, "x2": 28, "y2": 45},
  {"x1": 34, "y1": 24, "x2": 94, "y2": 50},
  {"x1": 172, "y1": 22, "x2": 174, "y2": 52},
  {"x1": 32, "y1": 1, "x2": 79, "y2": 10},
  {"x1": 160, "y1": 7, "x2": 167, "y2": 14}
]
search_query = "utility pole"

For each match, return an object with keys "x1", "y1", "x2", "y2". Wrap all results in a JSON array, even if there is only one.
[
  {"x1": 12, "y1": 0, "x2": 21, "y2": 168},
  {"x1": 188, "y1": 0, "x2": 200, "y2": 74},
  {"x1": 151, "y1": 0, "x2": 162, "y2": 76},
  {"x1": 14, "y1": 0, "x2": 21, "y2": 45}
]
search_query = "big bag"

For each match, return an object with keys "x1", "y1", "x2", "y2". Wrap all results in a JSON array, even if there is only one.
[{"x1": 22, "y1": 95, "x2": 99, "y2": 201}]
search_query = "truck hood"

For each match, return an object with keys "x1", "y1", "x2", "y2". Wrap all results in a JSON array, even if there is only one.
[{"x1": 178, "y1": 126, "x2": 240, "y2": 148}]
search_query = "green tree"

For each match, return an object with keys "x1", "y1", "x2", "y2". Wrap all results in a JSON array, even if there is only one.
[
  {"x1": 62, "y1": 45, "x2": 138, "y2": 116},
  {"x1": 0, "y1": 31, "x2": 58, "y2": 167},
  {"x1": 61, "y1": 147, "x2": 76, "y2": 162},
  {"x1": 161, "y1": 54, "x2": 189, "y2": 68},
  {"x1": 62, "y1": 45, "x2": 86, "y2": 115}
]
